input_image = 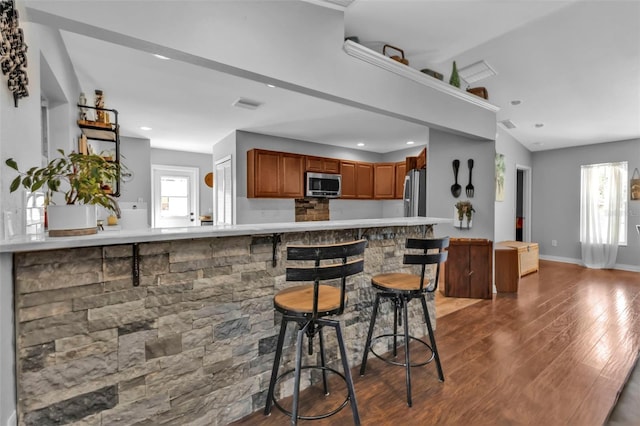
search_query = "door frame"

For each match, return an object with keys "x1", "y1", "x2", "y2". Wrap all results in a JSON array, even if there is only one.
[
  {"x1": 214, "y1": 155, "x2": 233, "y2": 225},
  {"x1": 151, "y1": 164, "x2": 199, "y2": 228},
  {"x1": 515, "y1": 164, "x2": 532, "y2": 242}
]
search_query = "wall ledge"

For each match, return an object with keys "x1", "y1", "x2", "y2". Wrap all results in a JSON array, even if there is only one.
[{"x1": 343, "y1": 40, "x2": 500, "y2": 113}]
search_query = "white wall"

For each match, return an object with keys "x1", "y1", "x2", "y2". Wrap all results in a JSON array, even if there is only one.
[
  {"x1": 494, "y1": 128, "x2": 533, "y2": 242},
  {"x1": 532, "y1": 138, "x2": 640, "y2": 269},
  {"x1": 26, "y1": 1, "x2": 497, "y2": 141},
  {"x1": 427, "y1": 129, "x2": 496, "y2": 240}
]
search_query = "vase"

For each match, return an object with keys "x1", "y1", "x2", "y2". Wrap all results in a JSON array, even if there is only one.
[{"x1": 47, "y1": 205, "x2": 97, "y2": 237}]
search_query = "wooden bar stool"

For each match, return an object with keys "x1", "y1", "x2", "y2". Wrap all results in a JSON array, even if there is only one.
[
  {"x1": 264, "y1": 239, "x2": 366, "y2": 425},
  {"x1": 360, "y1": 237, "x2": 449, "y2": 407}
]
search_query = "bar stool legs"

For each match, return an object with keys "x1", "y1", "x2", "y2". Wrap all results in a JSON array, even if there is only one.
[
  {"x1": 265, "y1": 317, "x2": 360, "y2": 425},
  {"x1": 360, "y1": 292, "x2": 444, "y2": 407}
]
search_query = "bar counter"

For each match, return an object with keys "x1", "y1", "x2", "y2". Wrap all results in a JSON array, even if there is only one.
[{"x1": 1, "y1": 217, "x2": 450, "y2": 425}]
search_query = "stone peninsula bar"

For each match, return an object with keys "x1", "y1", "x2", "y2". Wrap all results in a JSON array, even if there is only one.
[{"x1": 0, "y1": 217, "x2": 450, "y2": 425}]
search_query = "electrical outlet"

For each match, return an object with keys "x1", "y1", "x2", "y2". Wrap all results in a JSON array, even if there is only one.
[{"x1": 551, "y1": 240, "x2": 558, "y2": 247}]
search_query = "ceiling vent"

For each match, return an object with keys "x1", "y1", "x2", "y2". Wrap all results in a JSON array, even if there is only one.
[
  {"x1": 499, "y1": 119, "x2": 517, "y2": 129},
  {"x1": 458, "y1": 60, "x2": 497, "y2": 84},
  {"x1": 232, "y1": 98, "x2": 262, "y2": 110}
]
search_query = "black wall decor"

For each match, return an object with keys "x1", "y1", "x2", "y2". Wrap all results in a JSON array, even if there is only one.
[{"x1": 0, "y1": 0, "x2": 28, "y2": 107}]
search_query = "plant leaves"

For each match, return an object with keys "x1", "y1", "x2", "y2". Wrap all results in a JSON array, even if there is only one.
[
  {"x1": 10, "y1": 176, "x2": 21, "y2": 192},
  {"x1": 5, "y1": 158, "x2": 18, "y2": 170}
]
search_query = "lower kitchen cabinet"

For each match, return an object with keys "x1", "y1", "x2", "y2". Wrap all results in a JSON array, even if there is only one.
[{"x1": 444, "y1": 238, "x2": 493, "y2": 299}]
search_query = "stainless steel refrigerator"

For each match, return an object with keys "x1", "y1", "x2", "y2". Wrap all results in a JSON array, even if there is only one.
[{"x1": 403, "y1": 168, "x2": 427, "y2": 217}]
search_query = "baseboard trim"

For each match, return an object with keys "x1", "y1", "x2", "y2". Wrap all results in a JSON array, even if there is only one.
[{"x1": 539, "y1": 255, "x2": 640, "y2": 272}]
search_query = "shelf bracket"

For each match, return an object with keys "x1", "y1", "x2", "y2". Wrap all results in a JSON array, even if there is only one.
[
  {"x1": 271, "y1": 233, "x2": 281, "y2": 267},
  {"x1": 132, "y1": 243, "x2": 140, "y2": 287}
]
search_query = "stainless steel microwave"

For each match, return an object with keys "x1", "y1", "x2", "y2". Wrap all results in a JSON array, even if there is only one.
[{"x1": 306, "y1": 172, "x2": 341, "y2": 198}]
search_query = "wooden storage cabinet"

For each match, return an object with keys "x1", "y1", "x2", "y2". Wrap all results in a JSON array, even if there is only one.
[
  {"x1": 374, "y1": 163, "x2": 395, "y2": 199},
  {"x1": 305, "y1": 156, "x2": 340, "y2": 174},
  {"x1": 495, "y1": 246, "x2": 520, "y2": 292},
  {"x1": 496, "y1": 241, "x2": 539, "y2": 277},
  {"x1": 247, "y1": 149, "x2": 304, "y2": 198},
  {"x1": 394, "y1": 161, "x2": 407, "y2": 199},
  {"x1": 340, "y1": 160, "x2": 374, "y2": 199},
  {"x1": 444, "y1": 238, "x2": 493, "y2": 299}
]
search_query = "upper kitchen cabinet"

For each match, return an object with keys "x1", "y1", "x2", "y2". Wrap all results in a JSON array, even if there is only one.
[
  {"x1": 394, "y1": 161, "x2": 407, "y2": 199},
  {"x1": 341, "y1": 160, "x2": 374, "y2": 199},
  {"x1": 374, "y1": 163, "x2": 396, "y2": 199},
  {"x1": 305, "y1": 156, "x2": 340, "y2": 174},
  {"x1": 247, "y1": 149, "x2": 304, "y2": 198}
]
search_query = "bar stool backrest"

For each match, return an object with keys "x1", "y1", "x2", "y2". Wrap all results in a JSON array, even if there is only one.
[
  {"x1": 286, "y1": 239, "x2": 367, "y2": 318},
  {"x1": 403, "y1": 237, "x2": 450, "y2": 292}
]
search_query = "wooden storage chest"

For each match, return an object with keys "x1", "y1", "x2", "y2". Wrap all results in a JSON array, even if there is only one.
[{"x1": 496, "y1": 241, "x2": 539, "y2": 277}]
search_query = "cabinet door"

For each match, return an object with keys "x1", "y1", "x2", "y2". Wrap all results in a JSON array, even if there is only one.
[
  {"x1": 374, "y1": 163, "x2": 396, "y2": 199},
  {"x1": 252, "y1": 150, "x2": 280, "y2": 197},
  {"x1": 468, "y1": 242, "x2": 493, "y2": 299},
  {"x1": 340, "y1": 161, "x2": 357, "y2": 198},
  {"x1": 305, "y1": 156, "x2": 324, "y2": 172},
  {"x1": 445, "y1": 243, "x2": 470, "y2": 298},
  {"x1": 394, "y1": 161, "x2": 407, "y2": 199},
  {"x1": 280, "y1": 153, "x2": 304, "y2": 198},
  {"x1": 323, "y1": 158, "x2": 341, "y2": 174},
  {"x1": 355, "y1": 162, "x2": 374, "y2": 199}
]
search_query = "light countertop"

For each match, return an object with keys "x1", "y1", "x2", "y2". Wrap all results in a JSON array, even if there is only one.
[{"x1": 0, "y1": 216, "x2": 452, "y2": 253}]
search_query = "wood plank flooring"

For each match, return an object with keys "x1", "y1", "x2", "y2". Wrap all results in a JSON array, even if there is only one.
[{"x1": 232, "y1": 261, "x2": 640, "y2": 425}]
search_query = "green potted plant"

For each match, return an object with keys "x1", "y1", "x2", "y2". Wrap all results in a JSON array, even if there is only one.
[
  {"x1": 455, "y1": 200, "x2": 474, "y2": 229},
  {"x1": 5, "y1": 149, "x2": 120, "y2": 236}
]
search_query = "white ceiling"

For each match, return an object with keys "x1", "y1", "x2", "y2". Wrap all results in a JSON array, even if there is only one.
[{"x1": 27, "y1": 0, "x2": 640, "y2": 154}]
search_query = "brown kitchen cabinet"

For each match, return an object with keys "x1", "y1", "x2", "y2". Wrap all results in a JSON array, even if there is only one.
[
  {"x1": 394, "y1": 161, "x2": 407, "y2": 199},
  {"x1": 247, "y1": 149, "x2": 304, "y2": 198},
  {"x1": 374, "y1": 163, "x2": 396, "y2": 199},
  {"x1": 305, "y1": 156, "x2": 340, "y2": 174},
  {"x1": 444, "y1": 238, "x2": 493, "y2": 299},
  {"x1": 340, "y1": 160, "x2": 374, "y2": 199}
]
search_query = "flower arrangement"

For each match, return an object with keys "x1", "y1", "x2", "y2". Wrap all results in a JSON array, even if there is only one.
[{"x1": 455, "y1": 200, "x2": 474, "y2": 228}]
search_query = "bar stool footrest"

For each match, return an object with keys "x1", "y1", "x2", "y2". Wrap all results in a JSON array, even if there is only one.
[
  {"x1": 368, "y1": 333, "x2": 435, "y2": 368},
  {"x1": 272, "y1": 365, "x2": 351, "y2": 421}
]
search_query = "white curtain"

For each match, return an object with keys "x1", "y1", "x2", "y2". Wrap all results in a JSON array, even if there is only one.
[{"x1": 580, "y1": 162, "x2": 624, "y2": 268}]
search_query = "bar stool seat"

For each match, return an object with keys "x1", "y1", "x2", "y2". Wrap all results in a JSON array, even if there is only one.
[
  {"x1": 265, "y1": 239, "x2": 366, "y2": 425},
  {"x1": 274, "y1": 285, "x2": 343, "y2": 315},
  {"x1": 360, "y1": 237, "x2": 449, "y2": 408}
]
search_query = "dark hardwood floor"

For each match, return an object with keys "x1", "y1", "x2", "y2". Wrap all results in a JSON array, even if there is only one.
[{"x1": 233, "y1": 261, "x2": 640, "y2": 425}]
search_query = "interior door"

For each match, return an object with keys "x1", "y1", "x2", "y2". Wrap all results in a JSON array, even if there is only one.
[{"x1": 152, "y1": 165, "x2": 199, "y2": 228}]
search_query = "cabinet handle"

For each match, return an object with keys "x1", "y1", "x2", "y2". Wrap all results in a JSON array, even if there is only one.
[{"x1": 468, "y1": 270, "x2": 474, "y2": 276}]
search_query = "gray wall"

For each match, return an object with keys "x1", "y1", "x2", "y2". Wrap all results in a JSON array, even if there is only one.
[
  {"x1": 233, "y1": 131, "x2": 427, "y2": 224},
  {"x1": 119, "y1": 136, "x2": 151, "y2": 205},
  {"x1": 494, "y1": 128, "x2": 533, "y2": 242},
  {"x1": 151, "y1": 148, "x2": 214, "y2": 217},
  {"x1": 428, "y1": 129, "x2": 496, "y2": 240},
  {"x1": 532, "y1": 138, "x2": 640, "y2": 269}
]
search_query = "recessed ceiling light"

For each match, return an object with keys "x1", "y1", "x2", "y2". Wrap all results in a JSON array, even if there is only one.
[
  {"x1": 140, "y1": 126, "x2": 152, "y2": 131},
  {"x1": 535, "y1": 123, "x2": 544, "y2": 128},
  {"x1": 406, "y1": 141, "x2": 415, "y2": 145},
  {"x1": 511, "y1": 100, "x2": 521, "y2": 105},
  {"x1": 357, "y1": 143, "x2": 365, "y2": 147},
  {"x1": 266, "y1": 84, "x2": 276, "y2": 88},
  {"x1": 153, "y1": 54, "x2": 170, "y2": 60}
]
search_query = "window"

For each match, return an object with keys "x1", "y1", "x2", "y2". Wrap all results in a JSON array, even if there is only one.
[{"x1": 580, "y1": 162, "x2": 628, "y2": 246}]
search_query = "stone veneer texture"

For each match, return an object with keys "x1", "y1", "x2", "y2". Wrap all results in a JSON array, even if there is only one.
[
  {"x1": 13, "y1": 226, "x2": 435, "y2": 425},
  {"x1": 294, "y1": 197, "x2": 330, "y2": 222}
]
